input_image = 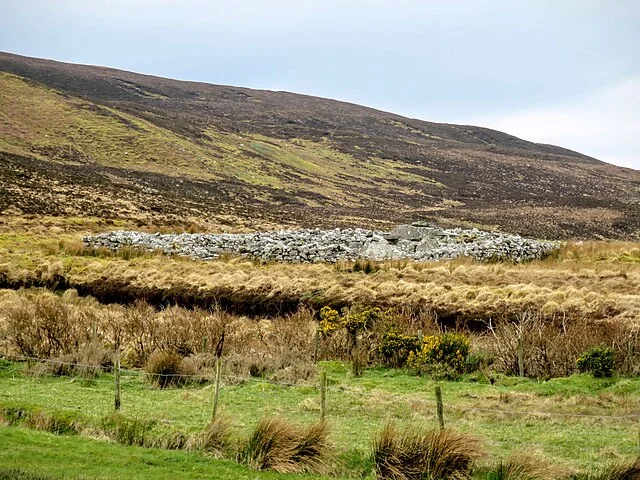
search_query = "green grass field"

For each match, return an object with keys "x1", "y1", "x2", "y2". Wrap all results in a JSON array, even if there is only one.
[
  {"x1": 2, "y1": 360, "x2": 638, "y2": 477},
  {"x1": 0, "y1": 426, "x2": 329, "y2": 480}
]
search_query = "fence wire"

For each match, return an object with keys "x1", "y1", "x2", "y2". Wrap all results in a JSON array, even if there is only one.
[{"x1": 2, "y1": 353, "x2": 639, "y2": 421}]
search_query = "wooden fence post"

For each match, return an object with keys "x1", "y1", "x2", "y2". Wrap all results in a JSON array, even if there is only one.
[
  {"x1": 114, "y1": 346, "x2": 121, "y2": 411},
  {"x1": 212, "y1": 357, "x2": 222, "y2": 420},
  {"x1": 435, "y1": 385, "x2": 444, "y2": 430},
  {"x1": 517, "y1": 334, "x2": 525, "y2": 377},
  {"x1": 320, "y1": 371, "x2": 327, "y2": 421}
]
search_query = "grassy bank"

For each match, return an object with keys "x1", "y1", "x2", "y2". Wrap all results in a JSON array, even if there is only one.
[{"x1": 0, "y1": 425, "x2": 328, "y2": 480}]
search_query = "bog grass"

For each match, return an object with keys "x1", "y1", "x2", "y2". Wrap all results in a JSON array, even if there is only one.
[{"x1": 1, "y1": 223, "x2": 640, "y2": 325}]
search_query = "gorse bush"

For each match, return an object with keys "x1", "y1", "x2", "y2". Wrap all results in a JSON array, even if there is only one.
[
  {"x1": 577, "y1": 347, "x2": 615, "y2": 378},
  {"x1": 372, "y1": 423, "x2": 481, "y2": 480},
  {"x1": 407, "y1": 332, "x2": 470, "y2": 379},
  {"x1": 379, "y1": 330, "x2": 420, "y2": 367},
  {"x1": 343, "y1": 307, "x2": 388, "y2": 337},
  {"x1": 239, "y1": 417, "x2": 331, "y2": 474},
  {"x1": 318, "y1": 306, "x2": 342, "y2": 336},
  {"x1": 318, "y1": 305, "x2": 395, "y2": 376},
  {"x1": 318, "y1": 306, "x2": 392, "y2": 338}
]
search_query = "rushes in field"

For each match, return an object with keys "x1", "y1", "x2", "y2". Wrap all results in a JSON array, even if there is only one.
[
  {"x1": 372, "y1": 423, "x2": 481, "y2": 480},
  {"x1": 574, "y1": 458, "x2": 640, "y2": 480},
  {"x1": 185, "y1": 415, "x2": 233, "y2": 458},
  {"x1": 487, "y1": 450, "x2": 560, "y2": 480},
  {"x1": 239, "y1": 417, "x2": 331, "y2": 474}
]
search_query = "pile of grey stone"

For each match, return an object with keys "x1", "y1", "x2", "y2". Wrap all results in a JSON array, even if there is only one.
[{"x1": 83, "y1": 223, "x2": 558, "y2": 264}]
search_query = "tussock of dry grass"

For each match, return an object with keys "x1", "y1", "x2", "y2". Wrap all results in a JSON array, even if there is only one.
[
  {"x1": 487, "y1": 450, "x2": 562, "y2": 480},
  {"x1": 575, "y1": 458, "x2": 640, "y2": 480},
  {"x1": 372, "y1": 423, "x2": 482, "y2": 480},
  {"x1": 185, "y1": 415, "x2": 233, "y2": 458},
  {"x1": 239, "y1": 417, "x2": 331, "y2": 474}
]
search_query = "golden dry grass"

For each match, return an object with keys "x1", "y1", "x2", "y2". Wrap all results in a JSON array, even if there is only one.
[
  {"x1": 2, "y1": 221, "x2": 640, "y2": 326},
  {"x1": 0, "y1": 217, "x2": 639, "y2": 325}
]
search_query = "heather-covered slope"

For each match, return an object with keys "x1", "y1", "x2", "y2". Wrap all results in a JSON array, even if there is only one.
[{"x1": 1, "y1": 51, "x2": 639, "y2": 238}]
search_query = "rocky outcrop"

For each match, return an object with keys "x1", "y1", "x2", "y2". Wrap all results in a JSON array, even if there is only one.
[{"x1": 83, "y1": 223, "x2": 559, "y2": 264}]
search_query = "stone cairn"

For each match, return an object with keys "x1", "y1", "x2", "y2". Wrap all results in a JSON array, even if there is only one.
[{"x1": 83, "y1": 223, "x2": 559, "y2": 263}]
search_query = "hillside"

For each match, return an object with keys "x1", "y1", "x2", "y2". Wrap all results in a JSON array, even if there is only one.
[{"x1": 1, "y1": 51, "x2": 639, "y2": 238}]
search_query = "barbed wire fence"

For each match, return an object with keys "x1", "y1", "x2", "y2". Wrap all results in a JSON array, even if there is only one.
[{"x1": 1, "y1": 352, "x2": 639, "y2": 454}]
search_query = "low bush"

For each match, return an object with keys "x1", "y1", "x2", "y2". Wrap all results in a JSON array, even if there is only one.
[
  {"x1": 24, "y1": 341, "x2": 111, "y2": 380},
  {"x1": 484, "y1": 311, "x2": 635, "y2": 379},
  {"x1": 378, "y1": 330, "x2": 420, "y2": 367},
  {"x1": 372, "y1": 423, "x2": 482, "y2": 480},
  {"x1": 407, "y1": 332, "x2": 470, "y2": 379},
  {"x1": 576, "y1": 347, "x2": 615, "y2": 378},
  {"x1": 145, "y1": 350, "x2": 188, "y2": 388},
  {"x1": 239, "y1": 417, "x2": 331, "y2": 474}
]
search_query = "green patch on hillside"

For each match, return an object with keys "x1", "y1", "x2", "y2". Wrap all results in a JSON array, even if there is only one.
[{"x1": 1, "y1": 72, "x2": 443, "y2": 214}]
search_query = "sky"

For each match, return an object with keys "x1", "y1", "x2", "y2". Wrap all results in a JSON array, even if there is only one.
[{"x1": 1, "y1": 0, "x2": 639, "y2": 169}]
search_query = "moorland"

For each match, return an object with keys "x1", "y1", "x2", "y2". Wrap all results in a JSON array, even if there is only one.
[{"x1": 1, "y1": 52, "x2": 640, "y2": 479}]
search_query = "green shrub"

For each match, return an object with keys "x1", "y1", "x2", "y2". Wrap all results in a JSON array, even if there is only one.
[
  {"x1": 576, "y1": 347, "x2": 615, "y2": 378},
  {"x1": 372, "y1": 423, "x2": 481, "y2": 480},
  {"x1": 318, "y1": 306, "x2": 392, "y2": 338},
  {"x1": 407, "y1": 332, "x2": 470, "y2": 379},
  {"x1": 379, "y1": 330, "x2": 421, "y2": 367},
  {"x1": 343, "y1": 307, "x2": 387, "y2": 336}
]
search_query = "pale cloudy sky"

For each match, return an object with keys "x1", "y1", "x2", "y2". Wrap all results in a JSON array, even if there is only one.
[{"x1": 1, "y1": 0, "x2": 639, "y2": 169}]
